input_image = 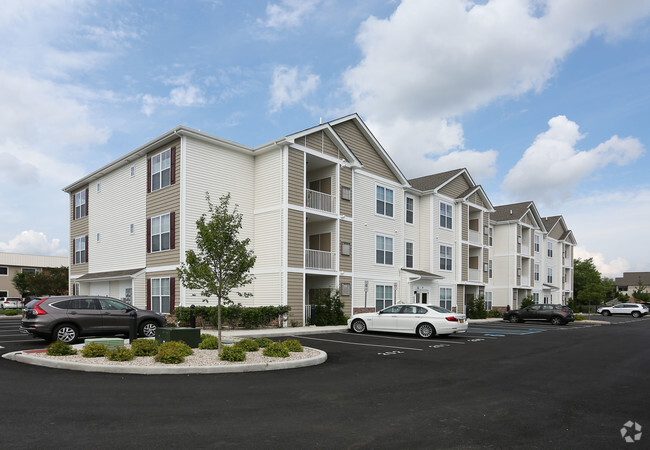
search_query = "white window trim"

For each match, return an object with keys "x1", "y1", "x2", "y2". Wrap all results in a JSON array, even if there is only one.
[
  {"x1": 375, "y1": 234, "x2": 394, "y2": 266},
  {"x1": 405, "y1": 240, "x2": 414, "y2": 269},
  {"x1": 440, "y1": 287, "x2": 453, "y2": 310},
  {"x1": 439, "y1": 244, "x2": 453, "y2": 271},
  {"x1": 74, "y1": 190, "x2": 86, "y2": 220},
  {"x1": 405, "y1": 196, "x2": 415, "y2": 225},
  {"x1": 375, "y1": 185, "x2": 394, "y2": 218},
  {"x1": 0, "y1": 266, "x2": 8, "y2": 276},
  {"x1": 375, "y1": 284, "x2": 394, "y2": 310},
  {"x1": 74, "y1": 236, "x2": 86, "y2": 265},
  {"x1": 151, "y1": 213, "x2": 171, "y2": 253},
  {"x1": 151, "y1": 148, "x2": 172, "y2": 192},
  {"x1": 150, "y1": 277, "x2": 171, "y2": 314},
  {"x1": 439, "y1": 201, "x2": 453, "y2": 230}
]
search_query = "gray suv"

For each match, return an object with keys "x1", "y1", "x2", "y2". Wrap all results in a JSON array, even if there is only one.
[
  {"x1": 20, "y1": 296, "x2": 167, "y2": 343},
  {"x1": 503, "y1": 304, "x2": 575, "y2": 325}
]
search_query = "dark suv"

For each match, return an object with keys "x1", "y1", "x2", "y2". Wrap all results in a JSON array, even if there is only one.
[
  {"x1": 503, "y1": 304, "x2": 574, "y2": 325},
  {"x1": 20, "y1": 296, "x2": 167, "y2": 343}
]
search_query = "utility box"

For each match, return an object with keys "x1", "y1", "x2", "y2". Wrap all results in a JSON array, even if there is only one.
[
  {"x1": 85, "y1": 338, "x2": 125, "y2": 350},
  {"x1": 155, "y1": 327, "x2": 201, "y2": 348}
]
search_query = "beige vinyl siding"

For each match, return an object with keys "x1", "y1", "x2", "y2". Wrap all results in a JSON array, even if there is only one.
[
  {"x1": 288, "y1": 209, "x2": 304, "y2": 268},
  {"x1": 522, "y1": 213, "x2": 533, "y2": 227},
  {"x1": 340, "y1": 220, "x2": 352, "y2": 272},
  {"x1": 339, "y1": 275, "x2": 352, "y2": 316},
  {"x1": 457, "y1": 285, "x2": 464, "y2": 313},
  {"x1": 340, "y1": 166, "x2": 353, "y2": 217},
  {"x1": 419, "y1": 195, "x2": 432, "y2": 272},
  {"x1": 461, "y1": 243, "x2": 468, "y2": 281},
  {"x1": 483, "y1": 248, "x2": 489, "y2": 283},
  {"x1": 439, "y1": 175, "x2": 470, "y2": 198},
  {"x1": 70, "y1": 189, "x2": 89, "y2": 276},
  {"x1": 468, "y1": 191, "x2": 484, "y2": 208},
  {"x1": 333, "y1": 121, "x2": 399, "y2": 183},
  {"x1": 484, "y1": 212, "x2": 490, "y2": 246},
  {"x1": 461, "y1": 203, "x2": 469, "y2": 241},
  {"x1": 304, "y1": 130, "x2": 340, "y2": 159},
  {"x1": 287, "y1": 272, "x2": 304, "y2": 324},
  {"x1": 288, "y1": 148, "x2": 304, "y2": 207},
  {"x1": 549, "y1": 224, "x2": 565, "y2": 240},
  {"x1": 134, "y1": 272, "x2": 146, "y2": 309}
]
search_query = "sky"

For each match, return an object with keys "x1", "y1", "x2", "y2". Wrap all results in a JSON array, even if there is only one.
[{"x1": 0, "y1": 0, "x2": 649, "y2": 278}]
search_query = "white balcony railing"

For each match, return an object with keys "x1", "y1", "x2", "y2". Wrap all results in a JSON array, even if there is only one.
[
  {"x1": 306, "y1": 189, "x2": 334, "y2": 213},
  {"x1": 521, "y1": 244, "x2": 530, "y2": 256},
  {"x1": 521, "y1": 275, "x2": 530, "y2": 286},
  {"x1": 468, "y1": 268, "x2": 481, "y2": 282},
  {"x1": 565, "y1": 258, "x2": 572, "y2": 267},
  {"x1": 305, "y1": 249, "x2": 334, "y2": 270},
  {"x1": 468, "y1": 229, "x2": 481, "y2": 244}
]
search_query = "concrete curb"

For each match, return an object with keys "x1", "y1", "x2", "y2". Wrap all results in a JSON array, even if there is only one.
[{"x1": 1, "y1": 346, "x2": 327, "y2": 375}]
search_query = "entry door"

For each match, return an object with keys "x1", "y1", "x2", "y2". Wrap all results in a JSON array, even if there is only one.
[{"x1": 421, "y1": 292, "x2": 428, "y2": 304}]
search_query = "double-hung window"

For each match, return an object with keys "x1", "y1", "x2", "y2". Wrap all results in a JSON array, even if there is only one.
[
  {"x1": 376, "y1": 235, "x2": 393, "y2": 265},
  {"x1": 151, "y1": 214, "x2": 171, "y2": 252},
  {"x1": 151, "y1": 277, "x2": 170, "y2": 313},
  {"x1": 405, "y1": 197, "x2": 414, "y2": 224},
  {"x1": 74, "y1": 190, "x2": 86, "y2": 219},
  {"x1": 484, "y1": 292, "x2": 493, "y2": 311},
  {"x1": 440, "y1": 202, "x2": 452, "y2": 229},
  {"x1": 151, "y1": 149, "x2": 172, "y2": 192},
  {"x1": 0, "y1": 267, "x2": 8, "y2": 276},
  {"x1": 440, "y1": 245, "x2": 453, "y2": 271},
  {"x1": 547, "y1": 242, "x2": 553, "y2": 257},
  {"x1": 74, "y1": 237, "x2": 86, "y2": 264},
  {"x1": 547, "y1": 268, "x2": 553, "y2": 283},
  {"x1": 534, "y1": 263, "x2": 540, "y2": 281},
  {"x1": 405, "y1": 241, "x2": 414, "y2": 268},
  {"x1": 488, "y1": 227, "x2": 493, "y2": 246},
  {"x1": 376, "y1": 186, "x2": 394, "y2": 217},
  {"x1": 375, "y1": 285, "x2": 393, "y2": 310},
  {"x1": 534, "y1": 235, "x2": 540, "y2": 252},
  {"x1": 440, "y1": 287, "x2": 452, "y2": 310}
]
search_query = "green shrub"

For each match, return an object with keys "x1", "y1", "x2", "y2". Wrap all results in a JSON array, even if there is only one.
[
  {"x1": 106, "y1": 346, "x2": 134, "y2": 361},
  {"x1": 173, "y1": 304, "x2": 291, "y2": 329},
  {"x1": 311, "y1": 289, "x2": 347, "y2": 326},
  {"x1": 520, "y1": 296, "x2": 535, "y2": 308},
  {"x1": 282, "y1": 339, "x2": 303, "y2": 352},
  {"x1": 131, "y1": 339, "x2": 159, "y2": 356},
  {"x1": 198, "y1": 334, "x2": 220, "y2": 350},
  {"x1": 487, "y1": 309, "x2": 503, "y2": 318},
  {"x1": 575, "y1": 314, "x2": 586, "y2": 321},
  {"x1": 466, "y1": 296, "x2": 488, "y2": 319},
  {"x1": 263, "y1": 342, "x2": 290, "y2": 358},
  {"x1": 233, "y1": 338, "x2": 259, "y2": 352},
  {"x1": 3, "y1": 310, "x2": 19, "y2": 316},
  {"x1": 219, "y1": 346, "x2": 246, "y2": 362},
  {"x1": 81, "y1": 342, "x2": 108, "y2": 358},
  {"x1": 254, "y1": 337, "x2": 273, "y2": 348},
  {"x1": 46, "y1": 340, "x2": 77, "y2": 356},
  {"x1": 155, "y1": 341, "x2": 193, "y2": 364}
]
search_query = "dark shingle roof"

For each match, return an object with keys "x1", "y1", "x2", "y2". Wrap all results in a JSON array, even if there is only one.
[
  {"x1": 408, "y1": 168, "x2": 465, "y2": 192},
  {"x1": 615, "y1": 272, "x2": 650, "y2": 287},
  {"x1": 542, "y1": 216, "x2": 562, "y2": 231},
  {"x1": 492, "y1": 202, "x2": 534, "y2": 222}
]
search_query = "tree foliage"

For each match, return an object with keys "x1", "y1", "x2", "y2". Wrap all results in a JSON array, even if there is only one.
[
  {"x1": 632, "y1": 278, "x2": 650, "y2": 302},
  {"x1": 177, "y1": 193, "x2": 256, "y2": 352},
  {"x1": 12, "y1": 266, "x2": 68, "y2": 297},
  {"x1": 571, "y1": 258, "x2": 615, "y2": 309}
]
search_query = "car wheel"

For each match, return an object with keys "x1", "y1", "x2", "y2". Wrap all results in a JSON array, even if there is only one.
[
  {"x1": 632, "y1": 311, "x2": 641, "y2": 318},
  {"x1": 416, "y1": 323, "x2": 435, "y2": 338},
  {"x1": 509, "y1": 315, "x2": 520, "y2": 323},
  {"x1": 602, "y1": 310, "x2": 612, "y2": 316},
  {"x1": 53, "y1": 324, "x2": 78, "y2": 344},
  {"x1": 351, "y1": 319, "x2": 367, "y2": 333},
  {"x1": 139, "y1": 320, "x2": 158, "y2": 338},
  {"x1": 550, "y1": 316, "x2": 564, "y2": 326}
]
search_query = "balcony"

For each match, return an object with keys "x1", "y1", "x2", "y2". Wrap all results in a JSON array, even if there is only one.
[
  {"x1": 468, "y1": 229, "x2": 482, "y2": 245},
  {"x1": 521, "y1": 244, "x2": 530, "y2": 256},
  {"x1": 468, "y1": 268, "x2": 481, "y2": 282},
  {"x1": 306, "y1": 189, "x2": 334, "y2": 213},
  {"x1": 305, "y1": 249, "x2": 334, "y2": 270},
  {"x1": 521, "y1": 275, "x2": 529, "y2": 286}
]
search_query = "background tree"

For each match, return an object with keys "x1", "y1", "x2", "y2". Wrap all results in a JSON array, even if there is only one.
[
  {"x1": 571, "y1": 258, "x2": 615, "y2": 312},
  {"x1": 632, "y1": 278, "x2": 650, "y2": 302},
  {"x1": 12, "y1": 266, "x2": 69, "y2": 297},
  {"x1": 12, "y1": 272, "x2": 30, "y2": 297},
  {"x1": 177, "y1": 193, "x2": 256, "y2": 352}
]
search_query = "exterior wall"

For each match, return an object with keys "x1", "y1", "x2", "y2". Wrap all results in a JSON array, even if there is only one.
[
  {"x1": 69, "y1": 186, "x2": 89, "y2": 277},
  {"x1": 339, "y1": 220, "x2": 353, "y2": 273},
  {"x1": 303, "y1": 130, "x2": 339, "y2": 159},
  {"x1": 287, "y1": 209, "x2": 304, "y2": 268},
  {"x1": 438, "y1": 175, "x2": 470, "y2": 198},
  {"x1": 288, "y1": 148, "x2": 304, "y2": 207},
  {"x1": 287, "y1": 272, "x2": 304, "y2": 324},
  {"x1": 340, "y1": 166, "x2": 353, "y2": 217},
  {"x1": 0, "y1": 253, "x2": 68, "y2": 298}
]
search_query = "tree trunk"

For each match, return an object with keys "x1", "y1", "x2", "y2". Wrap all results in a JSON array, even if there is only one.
[{"x1": 217, "y1": 297, "x2": 222, "y2": 353}]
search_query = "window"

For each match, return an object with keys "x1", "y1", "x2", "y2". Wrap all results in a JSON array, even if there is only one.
[
  {"x1": 96, "y1": 182, "x2": 101, "y2": 193},
  {"x1": 376, "y1": 235, "x2": 393, "y2": 265},
  {"x1": 488, "y1": 227, "x2": 493, "y2": 246},
  {"x1": 0, "y1": 290, "x2": 7, "y2": 297},
  {"x1": 151, "y1": 148, "x2": 172, "y2": 192},
  {"x1": 341, "y1": 186, "x2": 351, "y2": 201},
  {"x1": 488, "y1": 260, "x2": 493, "y2": 278},
  {"x1": 376, "y1": 186, "x2": 394, "y2": 217},
  {"x1": 547, "y1": 242, "x2": 553, "y2": 257},
  {"x1": 405, "y1": 241, "x2": 414, "y2": 268},
  {"x1": 440, "y1": 202, "x2": 452, "y2": 229},
  {"x1": 533, "y1": 293, "x2": 539, "y2": 304},
  {"x1": 375, "y1": 284, "x2": 393, "y2": 310},
  {"x1": 22, "y1": 268, "x2": 36, "y2": 274},
  {"x1": 405, "y1": 197, "x2": 414, "y2": 224},
  {"x1": 96, "y1": 233, "x2": 100, "y2": 242},
  {"x1": 151, "y1": 277, "x2": 170, "y2": 313},
  {"x1": 74, "y1": 190, "x2": 86, "y2": 219},
  {"x1": 440, "y1": 287, "x2": 452, "y2": 310},
  {"x1": 130, "y1": 166, "x2": 135, "y2": 177},
  {"x1": 74, "y1": 237, "x2": 86, "y2": 264},
  {"x1": 534, "y1": 263, "x2": 540, "y2": 281},
  {"x1": 130, "y1": 224, "x2": 135, "y2": 235},
  {"x1": 547, "y1": 268, "x2": 553, "y2": 283},
  {"x1": 151, "y1": 214, "x2": 171, "y2": 252},
  {"x1": 74, "y1": 282, "x2": 80, "y2": 296},
  {"x1": 341, "y1": 242, "x2": 351, "y2": 256},
  {"x1": 485, "y1": 292, "x2": 493, "y2": 310},
  {"x1": 341, "y1": 283, "x2": 351, "y2": 296},
  {"x1": 440, "y1": 245, "x2": 452, "y2": 271},
  {"x1": 0, "y1": 267, "x2": 7, "y2": 276},
  {"x1": 534, "y1": 235, "x2": 540, "y2": 252}
]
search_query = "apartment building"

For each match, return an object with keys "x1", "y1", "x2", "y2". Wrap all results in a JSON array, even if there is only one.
[
  {"x1": 615, "y1": 272, "x2": 650, "y2": 297},
  {"x1": 490, "y1": 202, "x2": 576, "y2": 310},
  {"x1": 0, "y1": 252, "x2": 68, "y2": 298},
  {"x1": 63, "y1": 114, "x2": 576, "y2": 323}
]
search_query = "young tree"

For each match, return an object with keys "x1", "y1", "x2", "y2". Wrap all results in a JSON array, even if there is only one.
[
  {"x1": 632, "y1": 278, "x2": 650, "y2": 303},
  {"x1": 177, "y1": 193, "x2": 256, "y2": 352}
]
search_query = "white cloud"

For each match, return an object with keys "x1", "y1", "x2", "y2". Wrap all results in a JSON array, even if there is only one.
[
  {"x1": 501, "y1": 115, "x2": 644, "y2": 204},
  {"x1": 141, "y1": 73, "x2": 209, "y2": 115},
  {"x1": 343, "y1": 0, "x2": 650, "y2": 177},
  {"x1": 574, "y1": 247, "x2": 630, "y2": 279},
  {"x1": 429, "y1": 150, "x2": 498, "y2": 183},
  {"x1": 260, "y1": 0, "x2": 322, "y2": 30},
  {"x1": 0, "y1": 231, "x2": 67, "y2": 257},
  {"x1": 269, "y1": 66, "x2": 320, "y2": 113}
]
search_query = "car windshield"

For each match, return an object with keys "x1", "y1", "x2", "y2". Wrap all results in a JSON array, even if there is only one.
[
  {"x1": 426, "y1": 305, "x2": 451, "y2": 314},
  {"x1": 24, "y1": 299, "x2": 41, "y2": 309}
]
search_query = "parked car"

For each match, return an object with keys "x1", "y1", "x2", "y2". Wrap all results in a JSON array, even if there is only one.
[
  {"x1": 1, "y1": 297, "x2": 23, "y2": 309},
  {"x1": 597, "y1": 303, "x2": 648, "y2": 318},
  {"x1": 348, "y1": 303, "x2": 468, "y2": 338},
  {"x1": 503, "y1": 304, "x2": 574, "y2": 325},
  {"x1": 20, "y1": 296, "x2": 167, "y2": 343}
]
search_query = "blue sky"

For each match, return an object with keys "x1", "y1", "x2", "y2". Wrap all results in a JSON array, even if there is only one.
[{"x1": 1, "y1": 0, "x2": 649, "y2": 278}]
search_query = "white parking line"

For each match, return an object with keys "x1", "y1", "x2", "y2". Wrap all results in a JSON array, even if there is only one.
[
  {"x1": 293, "y1": 335, "x2": 423, "y2": 351},
  {"x1": 335, "y1": 331, "x2": 466, "y2": 344}
]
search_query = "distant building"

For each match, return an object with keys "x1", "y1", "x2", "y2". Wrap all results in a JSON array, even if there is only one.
[
  {"x1": 615, "y1": 272, "x2": 650, "y2": 298},
  {"x1": 0, "y1": 252, "x2": 68, "y2": 298}
]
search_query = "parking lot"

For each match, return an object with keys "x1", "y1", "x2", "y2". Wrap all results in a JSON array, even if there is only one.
[{"x1": 1, "y1": 315, "x2": 650, "y2": 448}]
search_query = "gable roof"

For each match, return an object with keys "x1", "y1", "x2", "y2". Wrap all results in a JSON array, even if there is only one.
[
  {"x1": 493, "y1": 201, "x2": 536, "y2": 223},
  {"x1": 408, "y1": 168, "x2": 466, "y2": 192},
  {"x1": 615, "y1": 272, "x2": 650, "y2": 287},
  {"x1": 458, "y1": 185, "x2": 496, "y2": 212}
]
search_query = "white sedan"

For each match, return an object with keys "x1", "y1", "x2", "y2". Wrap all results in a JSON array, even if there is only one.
[{"x1": 348, "y1": 303, "x2": 468, "y2": 338}]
